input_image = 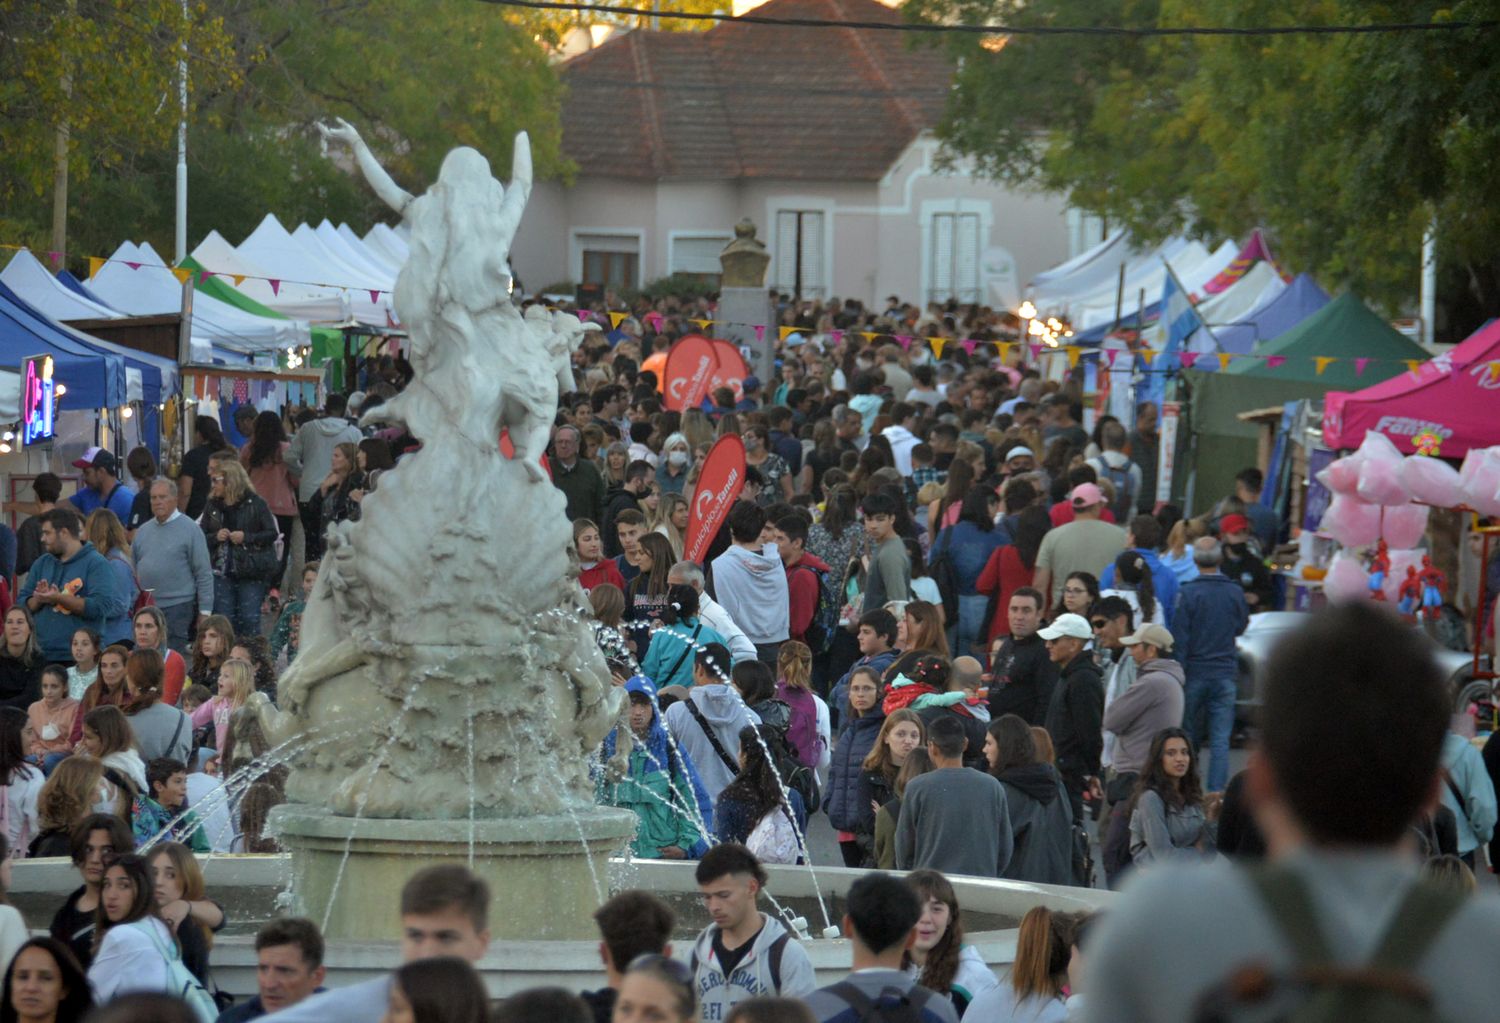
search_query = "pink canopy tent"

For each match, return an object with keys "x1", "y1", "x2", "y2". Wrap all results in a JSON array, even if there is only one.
[{"x1": 1323, "y1": 319, "x2": 1500, "y2": 457}]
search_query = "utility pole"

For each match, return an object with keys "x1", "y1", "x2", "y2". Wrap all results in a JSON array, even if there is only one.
[
  {"x1": 175, "y1": 0, "x2": 189, "y2": 262},
  {"x1": 1419, "y1": 218, "x2": 1437, "y2": 348}
]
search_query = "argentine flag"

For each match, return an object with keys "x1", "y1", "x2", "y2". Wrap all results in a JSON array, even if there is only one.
[{"x1": 1140, "y1": 262, "x2": 1206, "y2": 413}]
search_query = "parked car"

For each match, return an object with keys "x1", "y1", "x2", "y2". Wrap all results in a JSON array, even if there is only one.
[{"x1": 1234, "y1": 611, "x2": 1489, "y2": 721}]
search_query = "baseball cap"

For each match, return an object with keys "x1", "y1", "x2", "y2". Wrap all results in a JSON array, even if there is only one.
[
  {"x1": 1037, "y1": 613, "x2": 1092, "y2": 641},
  {"x1": 1120, "y1": 622, "x2": 1175, "y2": 652},
  {"x1": 1219, "y1": 513, "x2": 1251, "y2": 536},
  {"x1": 1070, "y1": 482, "x2": 1104, "y2": 508},
  {"x1": 742, "y1": 375, "x2": 761, "y2": 391},
  {"x1": 1005, "y1": 446, "x2": 1035, "y2": 462},
  {"x1": 71, "y1": 446, "x2": 117, "y2": 472}
]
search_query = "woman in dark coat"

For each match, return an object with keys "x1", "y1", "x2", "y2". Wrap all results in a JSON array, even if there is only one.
[{"x1": 823, "y1": 666, "x2": 885, "y2": 868}]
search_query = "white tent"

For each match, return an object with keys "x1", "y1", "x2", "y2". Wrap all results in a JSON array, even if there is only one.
[
  {"x1": 363, "y1": 223, "x2": 409, "y2": 270},
  {"x1": 234, "y1": 215, "x2": 393, "y2": 326},
  {"x1": 316, "y1": 221, "x2": 397, "y2": 287},
  {"x1": 349, "y1": 223, "x2": 405, "y2": 275},
  {"x1": 0, "y1": 250, "x2": 120, "y2": 322},
  {"x1": 1072, "y1": 238, "x2": 1213, "y2": 330},
  {"x1": 1027, "y1": 231, "x2": 1136, "y2": 309},
  {"x1": 1175, "y1": 261, "x2": 1287, "y2": 354},
  {"x1": 192, "y1": 230, "x2": 351, "y2": 325}
]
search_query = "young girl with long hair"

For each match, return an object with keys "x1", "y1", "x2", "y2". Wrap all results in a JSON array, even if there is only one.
[
  {"x1": 902, "y1": 870, "x2": 999, "y2": 1017},
  {"x1": 187, "y1": 617, "x2": 234, "y2": 692},
  {"x1": 855, "y1": 709, "x2": 924, "y2": 863},
  {"x1": 774, "y1": 642, "x2": 829, "y2": 774},
  {"x1": 71, "y1": 645, "x2": 128, "y2": 749},
  {"x1": 984, "y1": 715, "x2": 1073, "y2": 886},
  {"x1": 77, "y1": 707, "x2": 144, "y2": 819},
  {"x1": 650, "y1": 493, "x2": 690, "y2": 562},
  {"x1": 1102, "y1": 550, "x2": 1160, "y2": 627},
  {"x1": 85, "y1": 855, "x2": 198, "y2": 1012},
  {"x1": 122, "y1": 650, "x2": 192, "y2": 764},
  {"x1": 714, "y1": 725, "x2": 804, "y2": 864},
  {"x1": 0, "y1": 708, "x2": 42, "y2": 856},
  {"x1": 0, "y1": 608, "x2": 42, "y2": 715},
  {"x1": 242, "y1": 410, "x2": 297, "y2": 593},
  {"x1": 28, "y1": 666, "x2": 77, "y2": 773},
  {"x1": 83, "y1": 511, "x2": 137, "y2": 646},
  {"x1": 202, "y1": 460, "x2": 278, "y2": 642},
  {"x1": 190, "y1": 659, "x2": 256, "y2": 758},
  {"x1": 825, "y1": 666, "x2": 884, "y2": 867},
  {"x1": 977, "y1": 506, "x2": 1050, "y2": 643},
  {"x1": 1127, "y1": 726, "x2": 1216, "y2": 866},
  {"x1": 963, "y1": 906, "x2": 1073, "y2": 1022},
  {"x1": 64, "y1": 630, "x2": 99, "y2": 703},
  {"x1": 30, "y1": 758, "x2": 106, "y2": 858},
  {"x1": 148, "y1": 843, "x2": 225, "y2": 985},
  {"x1": 385, "y1": 956, "x2": 491, "y2": 1023},
  {"x1": 873, "y1": 749, "x2": 934, "y2": 870},
  {"x1": 574, "y1": 519, "x2": 626, "y2": 593},
  {"x1": 624, "y1": 533, "x2": 677, "y2": 634}
]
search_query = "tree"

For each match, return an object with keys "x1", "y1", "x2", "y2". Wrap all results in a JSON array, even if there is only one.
[{"x1": 907, "y1": 0, "x2": 1500, "y2": 330}]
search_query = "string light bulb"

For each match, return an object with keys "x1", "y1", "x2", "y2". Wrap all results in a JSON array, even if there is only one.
[
  {"x1": 1018, "y1": 301, "x2": 1037, "y2": 320},
  {"x1": 54, "y1": 384, "x2": 67, "y2": 397},
  {"x1": 121, "y1": 406, "x2": 134, "y2": 420}
]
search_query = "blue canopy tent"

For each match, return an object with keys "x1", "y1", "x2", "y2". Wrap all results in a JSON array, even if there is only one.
[{"x1": 1207, "y1": 273, "x2": 1330, "y2": 358}]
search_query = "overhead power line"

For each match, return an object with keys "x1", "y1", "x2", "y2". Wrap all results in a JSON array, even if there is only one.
[{"x1": 481, "y1": 0, "x2": 1499, "y2": 38}]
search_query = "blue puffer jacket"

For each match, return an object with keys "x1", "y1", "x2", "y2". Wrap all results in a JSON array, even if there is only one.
[{"x1": 823, "y1": 712, "x2": 885, "y2": 831}]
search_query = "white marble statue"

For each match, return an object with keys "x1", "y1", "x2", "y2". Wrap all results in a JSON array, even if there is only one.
[{"x1": 261, "y1": 120, "x2": 619, "y2": 819}]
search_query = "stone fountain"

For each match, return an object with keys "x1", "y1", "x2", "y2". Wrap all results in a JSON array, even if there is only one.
[{"x1": 261, "y1": 119, "x2": 634, "y2": 941}]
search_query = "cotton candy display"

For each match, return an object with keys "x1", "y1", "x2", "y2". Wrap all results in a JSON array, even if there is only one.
[
  {"x1": 1319, "y1": 455, "x2": 1362, "y2": 496},
  {"x1": 1381, "y1": 503, "x2": 1430, "y2": 549},
  {"x1": 1321, "y1": 494, "x2": 1382, "y2": 547},
  {"x1": 1459, "y1": 447, "x2": 1500, "y2": 516},
  {"x1": 1354, "y1": 433, "x2": 1411, "y2": 506},
  {"x1": 1399, "y1": 455, "x2": 1463, "y2": 507},
  {"x1": 1323, "y1": 551, "x2": 1373, "y2": 603}
]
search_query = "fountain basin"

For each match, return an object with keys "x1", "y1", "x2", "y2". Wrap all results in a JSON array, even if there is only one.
[{"x1": 269, "y1": 804, "x2": 638, "y2": 940}]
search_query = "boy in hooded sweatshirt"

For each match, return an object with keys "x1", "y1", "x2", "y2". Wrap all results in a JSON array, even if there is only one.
[
  {"x1": 663, "y1": 644, "x2": 761, "y2": 804},
  {"x1": 690, "y1": 844, "x2": 815, "y2": 1021},
  {"x1": 710, "y1": 502, "x2": 790, "y2": 665}
]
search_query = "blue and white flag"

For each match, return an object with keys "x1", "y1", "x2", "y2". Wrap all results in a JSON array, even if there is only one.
[{"x1": 1139, "y1": 260, "x2": 1206, "y2": 415}]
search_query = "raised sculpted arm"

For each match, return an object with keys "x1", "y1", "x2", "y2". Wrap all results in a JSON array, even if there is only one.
[{"x1": 318, "y1": 118, "x2": 416, "y2": 216}]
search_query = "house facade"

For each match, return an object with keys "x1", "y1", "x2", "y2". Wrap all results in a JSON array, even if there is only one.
[{"x1": 511, "y1": 0, "x2": 1092, "y2": 308}]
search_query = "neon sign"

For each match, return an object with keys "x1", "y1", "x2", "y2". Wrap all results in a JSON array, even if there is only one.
[{"x1": 21, "y1": 354, "x2": 57, "y2": 446}]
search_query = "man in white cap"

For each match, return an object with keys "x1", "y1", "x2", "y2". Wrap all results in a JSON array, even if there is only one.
[
  {"x1": 1033, "y1": 482, "x2": 1128, "y2": 611},
  {"x1": 1038, "y1": 612, "x2": 1104, "y2": 829},
  {"x1": 1002, "y1": 446, "x2": 1036, "y2": 478},
  {"x1": 68, "y1": 447, "x2": 137, "y2": 522}
]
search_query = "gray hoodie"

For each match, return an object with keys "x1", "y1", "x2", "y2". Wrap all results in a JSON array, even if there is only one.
[
  {"x1": 285, "y1": 416, "x2": 363, "y2": 502},
  {"x1": 1101, "y1": 657, "x2": 1185, "y2": 776},
  {"x1": 690, "y1": 912, "x2": 816, "y2": 1021},
  {"x1": 710, "y1": 544, "x2": 790, "y2": 645},
  {"x1": 663, "y1": 685, "x2": 761, "y2": 802}
]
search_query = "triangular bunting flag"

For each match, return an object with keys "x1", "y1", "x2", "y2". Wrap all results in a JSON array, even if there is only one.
[
  {"x1": 929, "y1": 338, "x2": 946, "y2": 359},
  {"x1": 1314, "y1": 356, "x2": 1335, "y2": 376},
  {"x1": 269, "y1": 279, "x2": 281, "y2": 296},
  {"x1": 88, "y1": 257, "x2": 104, "y2": 280},
  {"x1": 1140, "y1": 349, "x2": 1157, "y2": 367},
  {"x1": 860, "y1": 332, "x2": 877, "y2": 344},
  {"x1": 1217, "y1": 353, "x2": 1234, "y2": 371},
  {"x1": 1266, "y1": 356, "x2": 1287, "y2": 369},
  {"x1": 369, "y1": 290, "x2": 381, "y2": 304},
  {"x1": 753, "y1": 325, "x2": 766, "y2": 342},
  {"x1": 232, "y1": 274, "x2": 245, "y2": 287},
  {"x1": 829, "y1": 330, "x2": 844, "y2": 347},
  {"x1": 1065, "y1": 347, "x2": 1082, "y2": 368},
  {"x1": 1352, "y1": 357, "x2": 1369, "y2": 377},
  {"x1": 779, "y1": 326, "x2": 797, "y2": 342},
  {"x1": 171, "y1": 267, "x2": 192, "y2": 285},
  {"x1": 692, "y1": 319, "x2": 711, "y2": 330},
  {"x1": 608, "y1": 311, "x2": 627, "y2": 329},
  {"x1": 1029, "y1": 343, "x2": 1043, "y2": 361},
  {"x1": 1404, "y1": 360, "x2": 1422, "y2": 376},
  {"x1": 961, "y1": 339, "x2": 977, "y2": 356},
  {"x1": 997, "y1": 342, "x2": 1013, "y2": 362},
  {"x1": 46, "y1": 251, "x2": 61, "y2": 266},
  {"x1": 1180, "y1": 352, "x2": 1200, "y2": 369},
  {"x1": 895, "y1": 335, "x2": 913, "y2": 350},
  {"x1": 125, "y1": 261, "x2": 141, "y2": 271},
  {"x1": 1487, "y1": 361, "x2": 1500, "y2": 383},
  {"x1": 198, "y1": 270, "x2": 214, "y2": 284}
]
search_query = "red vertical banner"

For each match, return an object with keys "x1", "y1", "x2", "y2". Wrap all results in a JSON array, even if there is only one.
[
  {"x1": 663, "y1": 334, "x2": 719, "y2": 412},
  {"x1": 685, "y1": 435, "x2": 747, "y2": 564}
]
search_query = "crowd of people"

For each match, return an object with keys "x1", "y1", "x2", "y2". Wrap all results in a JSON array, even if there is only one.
[{"x1": 0, "y1": 292, "x2": 1495, "y2": 1021}]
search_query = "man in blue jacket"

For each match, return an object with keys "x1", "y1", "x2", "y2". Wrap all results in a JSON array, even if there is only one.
[
  {"x1": 1170, "y1": 537, "x2": 1248, "y2": 792},
  {"x1": 19, "y1": 506, "x2": 119, "y2": 666},
  {"x1": 1098, "y1": 514, "x2": 1179, "y2": 628}
]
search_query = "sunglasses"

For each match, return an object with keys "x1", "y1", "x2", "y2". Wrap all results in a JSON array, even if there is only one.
[{"x1": 1090, "y1": 619, "x2": 1108, "y2": 629}]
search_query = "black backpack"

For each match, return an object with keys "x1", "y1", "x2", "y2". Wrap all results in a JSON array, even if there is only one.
[
  {"x1": 760, "y1": 713, "x2": 820, "y2": 814},
  {"x1": 1192, "y1": 867, "x2": 1467, "y2": 1023},
  {"x1": 797, "y1": 562, "x2": 841, "y2": 656},
  {"x1": 1099, "y1": 456, "x2": 1138, "y2": 523},
  {"x1": 825, "y1": 982, "x2": 939, "y2": 1023}
]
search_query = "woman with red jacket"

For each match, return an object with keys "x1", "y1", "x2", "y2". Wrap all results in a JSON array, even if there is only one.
[
  {"x1": 574, "y1": 519, "x2": 625, "y2": 592},
  {"x1": 976, "y1": 506, "x2": 1050, "y2": 643}
]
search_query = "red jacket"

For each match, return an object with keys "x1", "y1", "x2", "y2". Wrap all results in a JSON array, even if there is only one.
[
  {"x1": 1048, "y1": 501, "x2": 1118, "y2": 527},
  {"x1": 976, "y1": 544, "x2": 1035, "y2": 643},
  {"x1": 783, "y1": 552, "x2": 831, "y2": 644},
  {"x1": 579, "y1": 560, "x2": 626, "y2": 592}
]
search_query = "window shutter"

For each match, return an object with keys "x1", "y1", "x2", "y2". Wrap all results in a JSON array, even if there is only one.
[
  {"x1": 956, "y1": 213, "x2": 980, "y2": 302},
  {"x1": 774, "y1": 211, "x2": 799, "y2": 292}
]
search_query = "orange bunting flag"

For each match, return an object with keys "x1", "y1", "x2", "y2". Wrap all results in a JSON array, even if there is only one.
[
  {"x1": 779, "y1": 326, "x2": 798, "y2": 342},
  {"x1": 1314, "y1": 356, "x2": 1335, "y2": 376},
  {"x1": 171, "y1": 266, "x2": 193, "y2": 286},
  {"x1": 1404, "y1": 360, "x2": 1422, "y2": 376},
  {"x1": 929, "y1": 338, "x2": 946, "y2": 359},
  {"x1": 608, "y1": 311, "x2": 627, "y2": 330},
  {"x1": 1217, "y1": 353, "x2": 1234, "y2": 371},
  {"x1": 1065, "y1": 346, "x2": 1082, "y2": 368},
  {"x1": 88, "y1": 257, "x2": 105, "y2": 280},
  {"x1": 1486, "y1": 361, "x2": 1500, "y2": 383},
  {"x1": 997, "y1": 342, "x2": 1013, "y2": 362},
  {"x1": 231, "y1": 274, "x2": 246, "y2": 287}
]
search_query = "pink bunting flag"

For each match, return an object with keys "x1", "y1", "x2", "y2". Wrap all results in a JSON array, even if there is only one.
[
  {"x1": 1266, "y1": 356, "x2": 1286, "y2": 369},
  {"x1": 269, "y1": 279, "x2": 281, "y2": 296},
  {"x1": 752, "y1": 324, "x2": 766, "y2": 343},
  {"x1": 198, "y1": 270, "x2": 215, "y2": 284},
  {"x1": 1354, "y1": 357, "x2": 1370, "y2": 377},
  {"x1": 46, "y1": 251, "x2": 61, "y2": 266},
  {"x1": 961, "y1": 339, "x2": 977, "y2": 355},
  {"x1": 368, "y1": 290, "x2": 380, "y2": 304},
  {"x1": 829, "y1": 330, "x2": 843, "y2": 346},
  {"x1": 644, "y1": 311, "x2": 664, "y2": 332},
  {"x1": 124, "y1": 262, "x2": 141, "y2": 271},
  {"x1": 1179, "y1": 352, "x2": 1200, "y2": 369},
  {"x1": 895, "y1": 335, "x2": 913, "y2": 350},
  {"x1": 1029, "y1": 344, "x2": 1042, "y2": 361}
]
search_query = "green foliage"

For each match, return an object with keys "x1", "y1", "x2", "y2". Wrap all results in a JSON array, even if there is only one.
[
  {"x1": 629, "y1": 274, "x2": 722, "y2": 304},
  {"x1": 907, "y1": 0, "x2": 1500, "y2": 322}
]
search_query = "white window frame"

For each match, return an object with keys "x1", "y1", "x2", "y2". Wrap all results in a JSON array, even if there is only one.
[
  {"x1": 666, "y1": 231, "x2": 733, "y2": 280},
  {"x1": 765, "y1": 196, "x2": 833, "y2": 299},
  {"x1": 919, "y1": 199, "x2": 993, "y2": 306},
  {"x1": 569, "y1": 228, "x2": 646, "y2": 289}
]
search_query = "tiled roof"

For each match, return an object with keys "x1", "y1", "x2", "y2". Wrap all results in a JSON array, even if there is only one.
[{"x1": 560, "y1": 0, "x2": 954, "y2": 181}]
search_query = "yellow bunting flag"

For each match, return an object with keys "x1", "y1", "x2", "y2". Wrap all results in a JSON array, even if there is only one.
[
  {"x1": 608, "y1": 311, "x2": 627, "y2": 330},
  {"x1": 861, "y1": 332, "x2": 878, "y2": 344},
  {"x1": 1139, "y1": 348, "x2": 1158, "y2": 367},
  {"x1": 1314, "y1": 356, "x2": 1335, "y2": 376},
  {"x1": 88, "y1": 256, "x2": 105, "y2": 280},
  {"x1": 171, "y1": 266, "x2": 192, "y2": 285},
  {"x1": 930, "y1": 338, "x2": 946, "y2": 359},
  {"x1": 1217, "y1": 353, "x2": 1234, "y2": 371},
  {"x1": 232, "y1": 274, "x2": 246, "y2": 287},
  {"x1": 997, "y1": 342, "x2": 1013, "y2": 362},
  {"x1": 1066, "y1": 346, "x2": 1082, "y2": 368},
  {"x1": 692, "y1": 319, "x2": 711, "y2": 329},
  {"x1": 1487, "y1": 361, "x2": 1500, "y2": 383},
  {"x1": 779, "y1": 326, "x2": 797, "y2": 341},
  {"x1": 1404, "y1": 360, "x2": 1422, "y2": 376}
]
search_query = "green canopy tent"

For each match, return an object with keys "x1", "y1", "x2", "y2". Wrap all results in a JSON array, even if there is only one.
[{"x1": 1180, "y1": 293, "x2": 1430, "y2": 512}]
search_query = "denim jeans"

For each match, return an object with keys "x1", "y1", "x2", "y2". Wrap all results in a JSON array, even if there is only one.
[
  {"x1": 946, "y1": 594, "x2": 990, "y2": 659},
  {"x1": 214, "y1": 576, "x2": 268, "y2": 642},
  {"x1": 159, "y1": 600, "x2": 198, "y2": 658},
  {"x1": 1183, "y1": 669, "x2": 1237, "y2": 792}
]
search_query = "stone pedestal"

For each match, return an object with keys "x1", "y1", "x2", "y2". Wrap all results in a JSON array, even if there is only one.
[
  {"x1": 716, "y1": 287, "x2": 775, "y2": 383},
  {"x1": 270, "y1": 804, "x2": 636, "y2": 940}
]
